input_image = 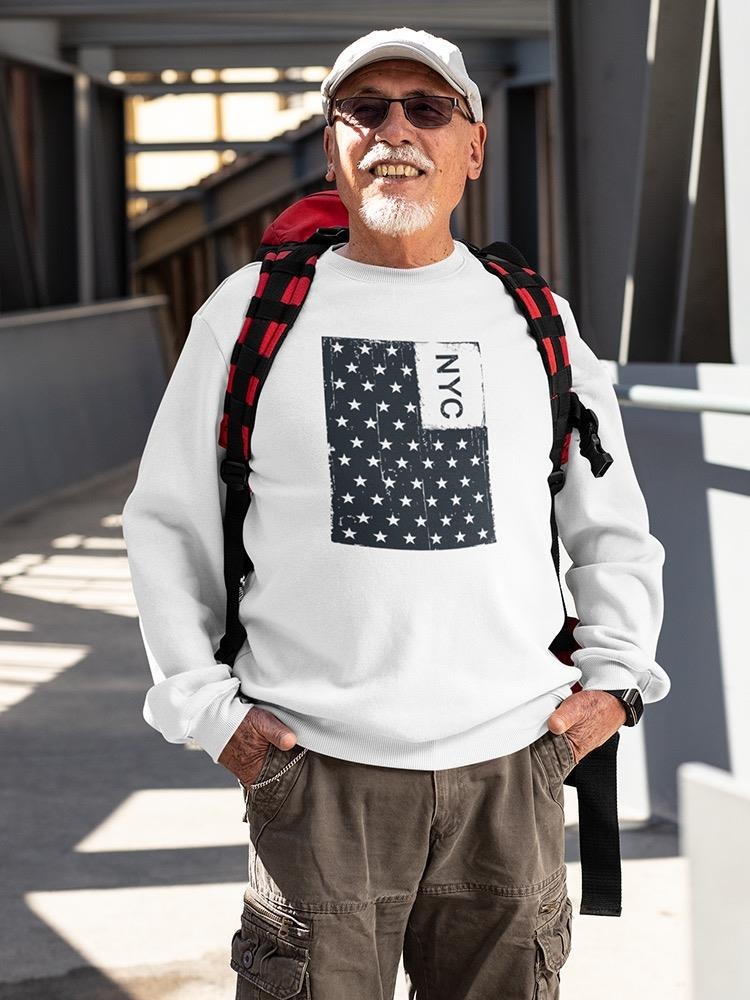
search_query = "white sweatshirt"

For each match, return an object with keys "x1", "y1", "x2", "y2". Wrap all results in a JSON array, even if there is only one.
[{"x1": 121, "y1": 238, "x2": 670, "y2": 770}]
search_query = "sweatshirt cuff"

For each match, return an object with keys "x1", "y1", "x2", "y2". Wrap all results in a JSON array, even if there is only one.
[
  {"x1": 574, "y1": 657, "x2": 650, "y2": 698},
  {"x1": 189, "y1": 691, "x2": 254, "y2": 764}
]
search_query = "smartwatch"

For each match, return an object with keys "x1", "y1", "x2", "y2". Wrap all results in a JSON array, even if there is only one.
[{"x1": 602, "y1": 688, "x2": 644, "y2": 727}]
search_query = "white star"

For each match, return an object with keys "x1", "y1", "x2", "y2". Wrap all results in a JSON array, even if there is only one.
[
  {"x1": 433, "y1": 439, "x2": 444, "y2": 451},
  {"x1": 374, "y1": 531, "x2": 387, "y2": 543},
  {"x1": 341, "y1": 493, "x2": 354, "y2": 503},
  {"x1": 426, "y1": 496, "x2": 438, "y2": 507},
  {"x1": 345, "y1": 362, "x2": 358, "y2": 373},
  {"x1": 473, "y1": 492, "x2": 485, "y2": 503},
  {"x1": 338, "y1": 454, "x2": 351, "y2": 466},
  {"x1": 387, "y1": 514, "x2": 400, "y2": 526},
  {"x1": 362, "y1": 379, "x2": 375, "y2": 392},
  {"x1": 478, "y1": 528, "x2": 488, "y2": 539},
  {"x1": 386, "y1": 345, "x2": 398, "y2": 356},
  {"x1": 374, "y1": 363, "x2": 386, "y2": 375},
  {"x1": 396, "y1": 457, "x2": 408, "y2": 469},
  {"x1": 381, "y1": 438, "x2": 393, "y2": 450},
  {"x1": 351, "y1": 436, "x2": 364, "y2": 448},
  {"x1": 365, "y1": 417, "x2": 377, "y2": 429},
  {"x1": 336, "y1": 415, "x2": 348, "y2": 427},
  {"x1": 347, "y1": 399, "x2": 362, "y2": 411},
  {"x1": 332, "y1": 342, "x2": 344, "y2": 353},
  {"x1": 410, "y1": 478, "x2": 423, "y2": 490},
  {"x1": 440, "y1": 515, "x2": 452, "y2": 526},
  {"x1": 460, "y1": 476, "x2": 471, "y2": 487},
  {"x1": 393, "y1": 418, "x2": 405, "y2": 430},
  {"x1": 455, "y1": 531, "x2": 466, "y2": 542},
  {"x1": 343, "y1": 527, "x2": 355, "y2": 538},
  {"x1": 451, "y1": 494, "x2": 462, "y2": 506},
  {"x1": 357, "y1": 512, "x2": 371, "y2": 523},
  {"x1": 400, "y1": 365, "x2": 413, "y2": 377},
  {"x1": 436, "y1": 478, "x2": 447, "y2": 489},
  {"x1": 470, "y1": 455, "x2": 481, "y2": 466},
  {"x1": 333, "y1": 378, "x2": 346, "y2": 390},
  {"x1": 377, "y1": 401, "x2": 390, "y2": 412},
  {"x1": 404, "y1": 532, "x2": 416, "y2": 544},
  {"x1": 359, "y1": 344, "x2": 372, "y2": 354},
  {"x1": 354, "y1": 475, "x2": 367, "y2": 487},
  {"x1": 407, "y1": 439, "x2": 420, "y2": 451},
  {"x1": 447, "y1": 456, "x2": 458, "y2": 468},
  {"x1": 464, "y1": 512, "x2": 475, "y2": 524},
  {"x1": 399, "y1": 495, "x2": 413, "y2": 507},
  {"x1": 431, "y1": 533, "x2": 442, "y2": 544},
  {"x1": 405, "y1": 402, "x2": 417, "y2": 413},
  {"x1": 371, "y1": 494, "x2": 384, "y2": 505},
  {"x1": 389, "y1": 382, "x2": 402, "y2": 393},
  {"x1": 457, "y1": 438, "x2": 468, "y2": 450},
  {"x1": 423, "y1": 457, "x2": 434, "y2": 469},
  {"x1": 367, "y1": 455, "x2": 380, "y2": 467},
  {"x1": 383, "y1": 476, "x2": 396, "y2": 489},
  {"x1": 415, "y1": 515, "x2": 427, "y2": 527}
]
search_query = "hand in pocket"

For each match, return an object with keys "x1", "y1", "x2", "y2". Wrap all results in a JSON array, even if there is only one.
[{"x1": 218, "y1": 706, "x2": 297, "y2": 786}]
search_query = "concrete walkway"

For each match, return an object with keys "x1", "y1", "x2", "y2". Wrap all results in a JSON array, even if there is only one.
[{"x1": 0, "y1": 463, "x2": 689, "y2": 998}]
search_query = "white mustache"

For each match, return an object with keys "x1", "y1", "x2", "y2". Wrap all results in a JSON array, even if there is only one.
[{"x1": 359, "y1": 145, "x2": 434, "y2": 173}]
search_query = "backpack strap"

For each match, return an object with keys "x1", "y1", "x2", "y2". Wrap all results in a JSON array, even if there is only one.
[
  {"x1": 214, "y1": 239, "x2": 329, "y2": 667},
  {"x1": 468, "y1": 242, "x2": 622, "y2": 918},
  {"x1": 466, "y1": 244, "x2": 613, "y2": 609}
]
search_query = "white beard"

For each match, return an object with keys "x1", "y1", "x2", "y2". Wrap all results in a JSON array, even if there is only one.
[{"x1": 358, "y1": 191, "x2": 438, "y2": 237}]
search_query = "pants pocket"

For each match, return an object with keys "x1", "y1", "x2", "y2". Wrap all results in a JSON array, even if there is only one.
[
  {"x1": 533, "y1": 882, "x2": 573, "y2": 999},
  {"x1": 230, "y1": 896, "x2": 312, "y2": 998}
]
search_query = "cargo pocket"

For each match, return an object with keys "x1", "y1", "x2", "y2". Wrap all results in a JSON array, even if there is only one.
[
  {"x1": 230, "y1": 896, "x2": 312, "y2": 999},
  {"x1": 533, "y1": 879, "x2": 573, "y2": 1000}
]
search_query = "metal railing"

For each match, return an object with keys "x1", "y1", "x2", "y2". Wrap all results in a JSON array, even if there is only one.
[{"x1": 614, "y1": 383, "x2": 750, "y2": 415}]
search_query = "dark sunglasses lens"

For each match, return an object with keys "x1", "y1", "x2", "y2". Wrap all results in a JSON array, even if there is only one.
[
  {"x1": 337, "y1": 96, "x2": 455, "y2": 128},
  {"x1": 404, "y1": 97, "x2": 454, "y2": 127},
  {"x1": 339, "y1": 98, "x2": 388, "y2": 127}
]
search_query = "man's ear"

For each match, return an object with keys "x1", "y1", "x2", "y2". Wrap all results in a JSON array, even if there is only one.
[
  {"x1": 467, "y1": 122, "x2": 487, "y2": 181},
  {"x1": 323, "y1": 127, "x2": 336, "y2": 180}
]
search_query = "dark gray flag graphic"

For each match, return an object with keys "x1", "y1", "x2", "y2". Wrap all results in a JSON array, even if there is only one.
[{"x1": 322, "y1": 336, "x2": 496, "y2": 551}]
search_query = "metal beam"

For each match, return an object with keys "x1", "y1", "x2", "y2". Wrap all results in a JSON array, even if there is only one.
[
  {"x1": 94, "y1": 38, "x2": 511, "y2": 75},
  {"x1": 4, "y1": 2, "x2": 552, "y2": 36},
  {"x1": 126, "y1": 139, "x2": 295, "y2": 153},
  {"x1": 121, "y1": 80, "x2": 323, "y2": 96},
  {"x1": 625, "y1": 0, "x2": 718, "y2": 362}
]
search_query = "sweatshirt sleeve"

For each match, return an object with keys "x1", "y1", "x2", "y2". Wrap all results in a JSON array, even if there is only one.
[
  {"x1": 121, "y1": 310, "x2": 252, "y2": 762},
  {"x1": 551, "y1": 296, "x2": 671, "y2": 704}
]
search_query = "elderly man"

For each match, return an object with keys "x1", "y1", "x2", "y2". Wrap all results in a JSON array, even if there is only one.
[{"x1": 122, "y1": 26, "x2": 670, "y2": 1000}]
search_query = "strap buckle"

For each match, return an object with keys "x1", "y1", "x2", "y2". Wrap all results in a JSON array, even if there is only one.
[
  {"x1": 220, "y1": 458, "x2": 249, "y2": 490},
  {"x1": 548, "y1": 468, "x2": 566, "y2": 494}
]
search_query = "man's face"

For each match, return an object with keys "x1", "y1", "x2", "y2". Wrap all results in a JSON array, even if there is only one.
[{"x1": 322, "y1": 59, "x2": 487, "y2": 239}]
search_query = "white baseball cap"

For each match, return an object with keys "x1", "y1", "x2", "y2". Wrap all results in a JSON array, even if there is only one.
[{"x1": 321, "y1": 26, "x2": 483, "y2": 125}]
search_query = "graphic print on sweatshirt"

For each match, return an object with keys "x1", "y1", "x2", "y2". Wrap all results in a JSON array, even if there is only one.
[{"x1": 322, "y1": 337, "x2": 496, "y2": 550}]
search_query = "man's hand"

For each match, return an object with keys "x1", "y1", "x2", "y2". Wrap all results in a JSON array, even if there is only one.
[
  {"x1": 218, "y1": 706, "x2": 298, "y2": 786},
  {"x1": 547, "y1": 690, "x2": 628, "y2": 765}
]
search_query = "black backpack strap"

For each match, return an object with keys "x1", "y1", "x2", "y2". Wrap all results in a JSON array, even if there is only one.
[
  {"x1": 214, "y1": 239, "x2": 329, "y2": 667},
  {"x1": 468, "y1": 242, "x2": 621, "y2": 917}
]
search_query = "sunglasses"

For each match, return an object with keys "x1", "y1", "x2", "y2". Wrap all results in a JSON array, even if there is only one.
[{"x1": 330, "y1": 95, "x2": 473, "y2": 130}]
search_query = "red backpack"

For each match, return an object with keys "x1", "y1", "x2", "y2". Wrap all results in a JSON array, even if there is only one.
[{"x1": 214, "y1": 189, "x2": 622, "y2": 917}]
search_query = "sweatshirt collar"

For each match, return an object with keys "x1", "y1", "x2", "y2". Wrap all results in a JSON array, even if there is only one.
[{"x1": 319, "y1": 239, "x2": 468, "y2": 285}]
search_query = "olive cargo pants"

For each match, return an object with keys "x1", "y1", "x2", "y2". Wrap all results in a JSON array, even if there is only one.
[{"x1": 231, "y1": 729, "x2": 576, "y2": 999}]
